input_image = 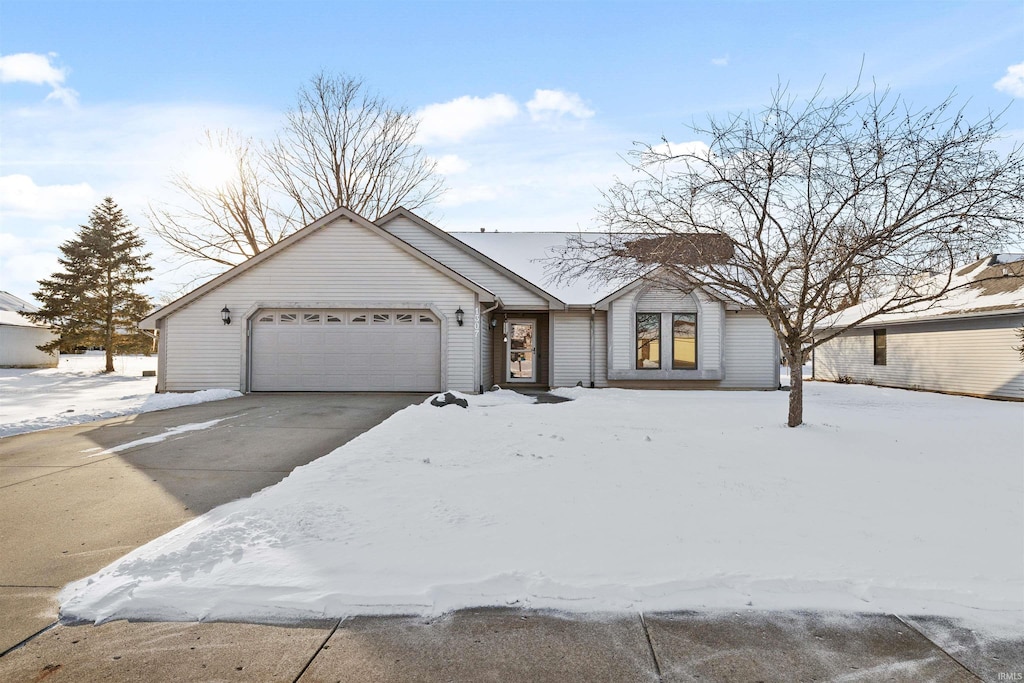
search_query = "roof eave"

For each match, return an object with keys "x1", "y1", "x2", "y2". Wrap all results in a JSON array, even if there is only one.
[{"x1": 376, "y1": 207, "x2": 567, "y2": 310}]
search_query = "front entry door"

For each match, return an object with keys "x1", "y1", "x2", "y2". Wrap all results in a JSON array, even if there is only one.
[{"x1": 507, "y1": 319, "x2": 536, "y2": 382}]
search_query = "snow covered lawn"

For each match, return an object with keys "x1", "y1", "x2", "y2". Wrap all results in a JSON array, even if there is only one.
[
  {"x1": 60, "y1": 383, "x2": 1023, "y2": 635},
  {"x1": 0, "y1": 352, "x2": 240, "y2": 437}
]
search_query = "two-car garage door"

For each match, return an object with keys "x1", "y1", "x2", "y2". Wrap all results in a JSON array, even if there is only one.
[{"x1": 251, "y1": 309, "x2": 441, "y2": 391}]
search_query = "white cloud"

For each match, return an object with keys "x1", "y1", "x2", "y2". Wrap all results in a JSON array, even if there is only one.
[
  {"x1": 0, "y1": 174, "x2": 96, "y2": 220},
  {"x1": 416, "y1": 94, "x2": 519, "y2": 144},
  {"x1": 994, "y1": 62, "x2": 1024, "y2": 98},
  {"x1": 438, "y1": 184, "x2": 500, "y2": 208},
  {"x1": 525, "y1": 89, "x2": 594, "y2": 122},
  {"x1": 0, "y1": 100, "x2": 281, "y2": 302},
  {"x1": 0, "y1": 52, "x2": 78, "y2": 105},
  {"x1": 0, "y1": 226, "x2": 77, "y2": 303},
  {"x1": 711, "y1": 55, "x2": 730, "y2": 67},
  {"x1": 434, "y1": 154, "x2": 470, "y2": 175}
]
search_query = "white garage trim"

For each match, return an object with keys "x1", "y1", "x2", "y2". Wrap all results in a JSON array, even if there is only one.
[{"x1": 240, "y1": 301, "x2": 450, "y2": 392}]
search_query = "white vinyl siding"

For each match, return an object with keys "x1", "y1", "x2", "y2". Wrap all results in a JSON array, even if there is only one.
[
  {"x1": 481, "y1": 311, "x2": 494, "y2": 389},
  {"x1": 608, "y1": 286, "x2": 723, "y2": 378},
  {"x1": 380, "y1": 216, "x2": 549, "y2": 308},
  {"x1": 814, "y1": 314, "x2": 1024, "y2": 400},
  {"x1": 721, "y1": 313, "x2": 779, "y2": 389},
  {"x1": 0, "y1": 325, "x2": 58, "y2": 368},
  {"x1": 551, "y1": 310, "x2": 608, "y2": 388},
  {"x1": 637, "y1": 287, "x2": 698, "y2": 312},
  {"x1": 161, "y1": 217, "x2": 478, "y2": 392}
]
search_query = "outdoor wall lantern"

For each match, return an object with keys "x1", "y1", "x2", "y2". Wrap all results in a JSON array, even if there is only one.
[
  {"x1": 455, "y1": 307, "x2": 465, "y2": 327},
  {"x1": 221, "y1": 306, "x2": 231, "y2": 325}
]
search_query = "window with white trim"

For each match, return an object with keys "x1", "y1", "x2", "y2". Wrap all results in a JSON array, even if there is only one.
[{"x1": 636, "y1": 313, "x2": 661, "y2": 369}]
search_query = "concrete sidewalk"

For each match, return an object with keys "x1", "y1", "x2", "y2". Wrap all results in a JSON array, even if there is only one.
[
  {"x1": 1, "y1": 608, "x2": 1021, "y2": 682},
  {"x1": 0, "y1": 393, "x2": 425, "y2": 655}
]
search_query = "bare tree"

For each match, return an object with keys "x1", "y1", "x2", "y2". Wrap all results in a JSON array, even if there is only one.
[
  {"x1": 149, "y1": 73, "x2": 444, "y2": 270},
  {"x1": 265, "y1": 72, "x2": 444, "y2": 225},
  {"x1": 147, "y1": 130, "x2": 285, "y2": 268},
  {"x1": 551, "y1": 83, "x2": 1024, "y2": 427}
]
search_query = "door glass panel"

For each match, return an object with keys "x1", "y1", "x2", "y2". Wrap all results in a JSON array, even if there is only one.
[{"x1": 509, "y1": 322, "x2": 534, "y2": 380}]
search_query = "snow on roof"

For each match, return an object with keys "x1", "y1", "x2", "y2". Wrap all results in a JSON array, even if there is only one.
[
  {"x1": 822, "y1": 255, "x2": 1024, "y2": 328},
  {"x1": 0, "y1": 291, "x2": 46, "y2": 328},
  {"x1": 449, "y1": 232, "x2": 632, "y2": 305}
]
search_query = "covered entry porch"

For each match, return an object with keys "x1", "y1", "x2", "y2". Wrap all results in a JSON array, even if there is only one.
[{"x1": 489, "y1": 310, "x2": 552, "y2": 390}]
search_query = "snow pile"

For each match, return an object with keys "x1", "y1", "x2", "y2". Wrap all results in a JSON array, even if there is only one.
[
  {"x1": 0, "y1": 352, "x2": 240, "y2": 437},
  {"x1": 60, "y1": 384, "x2": 1023, "y2": 633}
]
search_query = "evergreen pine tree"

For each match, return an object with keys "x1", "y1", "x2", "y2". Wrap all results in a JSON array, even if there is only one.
[{"x1": 28, "y1": 198, "x2": 154, "y2": 372}]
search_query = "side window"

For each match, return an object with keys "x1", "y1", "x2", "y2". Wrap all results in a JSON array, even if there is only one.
[
  {"x1": 636, "y1": 313, "x2": 661, "y2": 369},
  {"x1": 672, "y1": 313, "x2": 697, "y2": 369},
  {"x1": 873, "y1": 329, "x2": 887, "y2": 366}
]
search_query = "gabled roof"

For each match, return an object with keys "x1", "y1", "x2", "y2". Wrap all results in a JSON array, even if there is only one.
[
  {"x1": 820, "y1": 255, "x2": 1024, "y2": 329},
  {"x1": 140, "y1": 207, "x2": 495, "y2": 328},
  {"x1": 376, "y1": 208, "x2": 566, "y2": 308},
  {"x1": 452, "y1": 232, "x2": 750, "y2": 309},
  {"x1": 0, "y1": 291, "x2": 47, "y2": 328},
  {"x1": 448, "y1": 231, "x2": 628, "y2": 305}
]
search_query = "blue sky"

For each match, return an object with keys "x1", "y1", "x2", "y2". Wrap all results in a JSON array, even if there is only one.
[{"x1": 2, "y1": 0, "x2": 1022, "y2": 304}]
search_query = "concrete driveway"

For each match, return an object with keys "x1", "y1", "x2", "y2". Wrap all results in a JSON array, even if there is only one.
[{"x1": 0, "y1": 392, "x2": 426, "y2": 654}]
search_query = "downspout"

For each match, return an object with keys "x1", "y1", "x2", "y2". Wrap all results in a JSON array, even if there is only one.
[
  {"x1": 479, "y1": 298, "x2": 502, "y2": 393},
  {"x1": 589, "y1": 306, "x2": 596, "y2": 388}
]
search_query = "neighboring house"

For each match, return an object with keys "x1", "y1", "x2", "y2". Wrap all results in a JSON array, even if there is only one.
[
  {"x1": 0, "y1": 291, "x2": 58, "y2": 368},
  {"x1": 139, "y1": 207, "x2": 780, "y2": 394},
  {"x1": 813, "y1": 255, "x2": 1024, "y2": 400}
]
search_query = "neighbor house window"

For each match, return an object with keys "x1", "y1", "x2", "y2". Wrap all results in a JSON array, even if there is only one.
[
  {"x1": 672, "y1": 313, "x2": 697, "y2": 369},
  {"x1": 873, "y1": 329, "x2": 887, "y2": 366},
  {"x1": 636, "y1": 313, "x2": 661, "y2": 369}
]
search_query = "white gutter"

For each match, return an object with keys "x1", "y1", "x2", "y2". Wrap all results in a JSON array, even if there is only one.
[
  {"x1": 479, "y1": 298, "x2": 502, "y2": 392},
  {"x1": 589, "y1": 306, "x2": 596, "y2": 388}
]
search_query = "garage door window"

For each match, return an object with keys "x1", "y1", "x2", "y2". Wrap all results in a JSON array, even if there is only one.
[
  {"x1": 350, "y1": 313, "x2": 367, "y2": 324},
  {"x1": 279, "y1": 313, "x2": 297, "y2": 324},
  {"x1": 258, "y1": 313, "x2": 275, "y2": 323},
  {"x1": 396, "y1": 313, "x2": 413, "y2": 324},
  {"x1": 303, "y1": 313, "x2": 321, "y2": 324},
  {"x1": 326, "y1": 314, "x2": 343, "y2": 324},
  {"x1": 419, "y1": 314, "x2": 436, "y2": 324},
  {"x1": 373, "y1": 313, "x2": 391, "y2": 324}
]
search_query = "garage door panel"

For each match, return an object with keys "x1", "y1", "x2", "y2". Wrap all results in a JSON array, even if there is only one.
[{"x1": 252, "y1": 309, "x2": 441, "y2": 392}]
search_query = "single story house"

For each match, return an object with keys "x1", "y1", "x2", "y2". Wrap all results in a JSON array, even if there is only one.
[
  {"x1": 0, "y1": 291, "x2": 58, "y2": 368},
  {"x1": 813, "y1": 255, "x2": 1024, "y2": 400},
  {"x1": 140, "y1": 207, "x2": 780, "y2": 394}
]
